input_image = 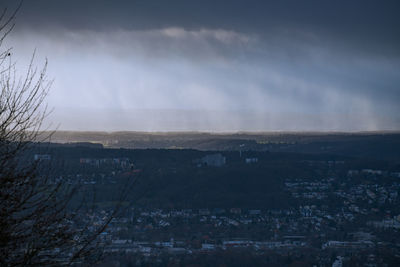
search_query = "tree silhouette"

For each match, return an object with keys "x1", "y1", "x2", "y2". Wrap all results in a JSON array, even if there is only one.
[{"x1": 0, "y1": 3, "x2": 130, "y2": 265}]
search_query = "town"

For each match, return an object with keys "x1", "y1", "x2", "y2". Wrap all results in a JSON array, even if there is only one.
[{"x1": 29, "y1": 134, "x2": 400, "y2": 266}]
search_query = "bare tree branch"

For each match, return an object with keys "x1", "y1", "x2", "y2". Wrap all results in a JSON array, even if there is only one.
[{"x1": 0, "y1": 3, "x2": 128, "y2": 266}]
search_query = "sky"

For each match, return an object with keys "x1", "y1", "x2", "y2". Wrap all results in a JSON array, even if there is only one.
[{"x1": 1, "y1": 0, "x2": 400, "y2": 131}]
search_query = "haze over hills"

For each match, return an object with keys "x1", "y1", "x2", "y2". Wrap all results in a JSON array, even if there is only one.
[
  {"x1": 46, "y1": 109, "x2": 400, "y2": 132},
  {"x1": 45, "y1": 131, "x2": 400, "y2": 160}
]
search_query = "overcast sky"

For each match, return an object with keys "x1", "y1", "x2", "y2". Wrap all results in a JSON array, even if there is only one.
[{"x1": 1, "y1": 0, "x2": 400, "y2": 131}]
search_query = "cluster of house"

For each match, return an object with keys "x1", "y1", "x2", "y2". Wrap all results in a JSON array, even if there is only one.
[
  {"x1": 285, "y1": 173, "x2": 399, "y2": 206},
  {"x1": 194, "y1": 154, "x2": 227, "y2": 167},
  {"x1": 367, "y1": 217, "x2": 400, "y2": 229},
  {"x1": 34, "y1": 154, "x2": 51, "y2": 161},
  {"x1": 103, "y1": 238, "x2": 308, "y2": 256},
  {"x1": 79, "y1": 157, "x2": 132, "y2": 168},
  {"x1": 87, "y1": 167, "x2": 400, "y2": 257},
  {"x1": 92, "y1": 197, "x2": 398, "y2": 253},
  {"x1": 348, "y1": 169, "x2": 400, "y2": 177},
  {"x1": 48, "y1": 168, "x2": 141, "y2": 185},
  {"x1": 58, "y1": 168, "x2": 399, "y2": 263},
  {"x1": 194, "y1": 153, "x2": 259, "y2": 167}
]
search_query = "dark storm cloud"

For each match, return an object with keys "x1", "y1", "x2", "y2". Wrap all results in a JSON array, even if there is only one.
[
  {"x1": 1, "y1": 0, "x2": 400, "y2": 131},
  {"x1": 6, "y1": 0, "x2": 399, "y2": 53}
]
